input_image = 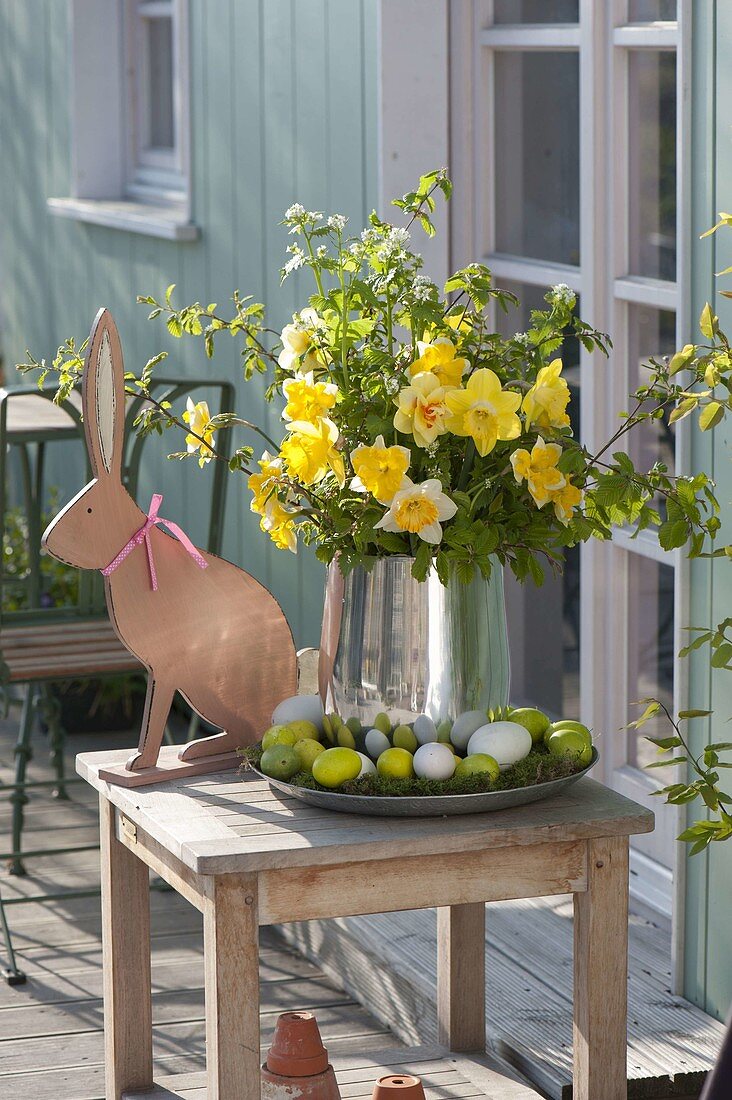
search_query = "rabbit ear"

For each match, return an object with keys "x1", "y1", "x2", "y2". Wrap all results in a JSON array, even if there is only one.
[{"x1": 82, "y1": 308, "x2": 125, "y2": 480}]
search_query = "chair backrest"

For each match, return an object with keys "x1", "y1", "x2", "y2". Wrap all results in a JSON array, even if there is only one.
[{"x1": 0, "y1": 377, "x2": 235, "y2": 631}]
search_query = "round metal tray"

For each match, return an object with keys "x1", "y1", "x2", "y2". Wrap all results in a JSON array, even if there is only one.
[{"x1": 252, "y1": 748, "x2": 599, "y2": 818}]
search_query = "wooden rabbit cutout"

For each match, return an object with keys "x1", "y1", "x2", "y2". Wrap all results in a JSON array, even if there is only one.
[{"x1": 43, "y1": 308, "x2": 298, "y2": 786}]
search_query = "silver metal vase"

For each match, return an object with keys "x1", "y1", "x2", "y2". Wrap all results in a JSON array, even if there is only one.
[{"x1": 318, "y1": 555, "x2": 510, "y2": 727}]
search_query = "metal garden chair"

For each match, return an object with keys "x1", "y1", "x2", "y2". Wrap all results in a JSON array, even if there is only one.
[{"x1": 0, "y1": 377, "x2": 233, "y2": 983}]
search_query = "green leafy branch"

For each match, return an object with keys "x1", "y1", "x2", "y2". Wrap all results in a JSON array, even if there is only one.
[{"x1": 629, "y1": 698, "x2": 732, "y2": 853}]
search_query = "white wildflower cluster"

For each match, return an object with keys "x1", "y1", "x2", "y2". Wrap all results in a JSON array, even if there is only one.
[
  {"x1": 283, "y1": 204, "x2": 323, "y2": 234},
  {"x1": 411, "y1": 275, "x2": 435, "y2": 303},
  {"x1": 383, "y1": 374, "x2": 402, "y2": 395},
  {"x1": 376, "y1": 226, "x2": 411, "y2": 263},
  {"x1": 327, "y1": 214, "x2": 348, "y2": 232},
  {"x1": 282, "y1": 244, "x2": 306, "y2": 277},
  {"x1": 388, "y1": 227, "x2": 410, "y2": 248},
  {"x1": 549, "y1": 283, "x2": 576, "y2": 308},
  {"x1": 316, "y1": 245, "x2": 328, "y2": 258},
  {"x1": 513, "y1": 332, "x2": 532, "y2": 348}
]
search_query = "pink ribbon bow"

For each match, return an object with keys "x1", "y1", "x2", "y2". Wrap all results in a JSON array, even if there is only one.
[{"x1": 101, "y1": 493, "x2": 208, "y2": 591}]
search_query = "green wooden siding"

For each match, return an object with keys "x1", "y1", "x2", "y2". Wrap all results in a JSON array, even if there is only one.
[
  {"x1": 0, "y1": 0, "x2": 378, "y2": 648},
  {"x1": 685, "y1": 0, "x2": 732, "y2": 1022}
]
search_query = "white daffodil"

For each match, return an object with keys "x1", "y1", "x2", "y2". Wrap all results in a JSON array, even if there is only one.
[
  {"x1": 277, "y1": 307, "x2": 324, "y2": 372},
  {"x1": 375, "y1": 477, "x2": 457, "y2": 545}
]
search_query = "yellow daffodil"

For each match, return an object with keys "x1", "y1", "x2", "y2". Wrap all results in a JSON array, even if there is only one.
[
  {"x1": 280, "y1": 417, "x2": 345, "y2": 486},
  {"x1": 248, "y1": 451, "x2": 284, "y2": 516},
  {"x1": 445, "y1": 369, "x2": 521, "y2": 457},
  {"x1": 350, "y1": 435, "x2": 410, "y2": 504},
  {"x1": 277, "y1": 307, "x2": 325, "y2": 372},
  {"x1": 522, "y1": 358, "x2": 571, "y2": 431},
  {"x1": 375, "y1": 477, "x2": 457, "y2": 545},
  {"x1": 394, "y1": 372, "x2": 454, "y2": 449},
  {"x1": 410, "y1": 336, "x2": 467, "y2": 388},
  {"x1": 282, "y1": 371, "x2": 338, "y2": 423},
  {"x1": 510, "y1": 436, "x2": 566, "y2": 508},
  {"x1": 550, "y1": 480, "x2": 583, "y2": 525},
  {"x1": 260, "y1": 501, "x2": 298, "y2": 554},
  {"x1": 183, "y1": 397, "x2": 216, "y2": 467}
]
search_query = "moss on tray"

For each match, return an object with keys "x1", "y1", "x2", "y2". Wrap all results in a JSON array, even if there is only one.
[{"x1": 239, "y1": 743, "x2": 586, "y2": 798}]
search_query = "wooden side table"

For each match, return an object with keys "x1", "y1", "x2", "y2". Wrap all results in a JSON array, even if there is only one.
[{"x1": 78, "y1": 747, "x2": 653, "y2": 1100}]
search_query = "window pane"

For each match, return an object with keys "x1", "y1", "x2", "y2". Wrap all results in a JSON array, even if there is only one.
[
  {"x1": 146, "y1": 16, "x2": 175, "y2": 149},
  {"x1": 626, "y1": 305, "x2": 676, "y2": 477},
  {"x1": 626, "y1": 554, "x2": 675, "y2": 774},
  {"x1": 494, "y1": 53, "x2": 580, "y2": 266},
  {"x1": 497, "y1": 281, "x2": 581, "y2": 719},
  {"x1": 493, "y1": 0, "x2": 579, "y2": 22},
  {"x1": 628, "y1": 51, "x2": 676, "y2": 280},
  {"x1": 627, "y1": 0, "x2": 677, "y2": 21}
]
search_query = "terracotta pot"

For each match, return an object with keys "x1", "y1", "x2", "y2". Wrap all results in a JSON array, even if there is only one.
[
  {"x1": 371, "y1": 1074, "x2": 426, "y2": 1099},
  {"x1": 261, "y1": 1062, "x2": 341, "y2": 1099},
  {"x1": 266, "y1": 1011, "x2": 329, "y2": 1077}
]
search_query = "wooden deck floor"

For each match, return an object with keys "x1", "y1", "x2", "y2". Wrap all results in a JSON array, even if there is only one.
[
  {"x1": 0, "y1": 712, "x2": 724, "y2": 1099},
  {"x1": 0, "y1": 716, "x2": 540, "y2": 1099}
]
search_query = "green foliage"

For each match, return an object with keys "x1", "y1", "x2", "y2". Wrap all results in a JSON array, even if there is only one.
[
  {"x1": 17, "y1": 171, "x2": 721, "y2": 590},
  {"x1": 625, "y1": 211, "x2": 732, "y2": 847},
  {"x1": 2, "y1": 492, "x2": 79, "y2": 612}
]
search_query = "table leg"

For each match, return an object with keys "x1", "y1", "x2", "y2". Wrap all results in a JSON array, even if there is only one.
[
  {"x1": 436, "y1": 903, "x2": 486, "y2": 1052},
  {"x1": 203, "y1": 874, "x2": 261, "y2": 1100},
  {"x1": 573, "y1": 836, "x2": 629, "y2": 1100},
  {"x1": 99, "y1": 797, "x2": 153, "y2": 1100}
]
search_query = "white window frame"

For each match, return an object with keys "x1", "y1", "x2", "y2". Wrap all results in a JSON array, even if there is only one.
[
  {"x1": 48, "y1": 0, "x2": 196, "y2": 241},
  {"x1": 444, "y1": 0, "x2": 691, "y2": 927},
  {"x1": 124, "y1": 0, "x2": 189, "y2": 203},
  {"x1": 597, "y1": 1, "x2": 684, "y2": 917}
]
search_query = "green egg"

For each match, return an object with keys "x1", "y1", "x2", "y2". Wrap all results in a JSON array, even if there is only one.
[
  {"x1": 374, "y1": 712, "x2": 392, "y2": 736},
  {"x1": 337, "y1": 725, "x2": 357, "y2": 749},
  {"x1": 392, "y1": 725, "x2": 418, "y2": 753},
  {"x1": 437, "y1": 720, "x2": 453, "y2": 743}
]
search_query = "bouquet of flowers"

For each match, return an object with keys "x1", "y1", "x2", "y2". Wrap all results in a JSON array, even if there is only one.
[{"x1": 26, "y1": 170, "x2": 718, "y2": 586}]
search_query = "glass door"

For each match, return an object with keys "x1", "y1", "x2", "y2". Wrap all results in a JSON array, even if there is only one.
[
  {"x1": 451, "y1": 0, "x2": 686, "y2": 912},
  {"x1": 598, "y1": 2, "x2": 682, "y2": 909}
]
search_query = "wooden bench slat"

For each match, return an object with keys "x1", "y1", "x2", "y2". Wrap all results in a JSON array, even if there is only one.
[{"x1": 1, "y1": 619, "x2": 142, "y2": 682}]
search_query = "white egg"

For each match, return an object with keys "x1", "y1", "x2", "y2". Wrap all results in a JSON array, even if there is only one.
[
  {"x1": 272, "y1": 694, "x2": 325, "y2": 732},
  {"x1": 413, "y1": 742, "x2": 457, "y2": 780},
  {"x1": 365, "y1": 728, "x2": 391, "y2": 760},
  {"x1": 467, "y1": 721, "x2": 532, "y2": 771},
  {"x1": 355, "y1": 752, "x2": 377, "y2": 777},
  {"x1": 450, "y1": 709, "x2": 490, "y2": 751},
  {"x1": 413, "y1": 714, "x2": 438, "y2": 745}
]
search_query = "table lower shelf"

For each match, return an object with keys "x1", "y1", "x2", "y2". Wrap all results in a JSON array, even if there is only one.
[{"x1": 122, "y1": 1044, "x2": 540, "y2": 1099}]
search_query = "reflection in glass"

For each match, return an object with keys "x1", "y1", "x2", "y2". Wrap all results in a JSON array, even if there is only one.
[
  {"x1": 626, "y1": 554, "x2": 675, "y2": 774},
  {"x1": 628, "y1": 51, "x2": 676, "y2": 280},
  {"x1": 496, "y1": 281, "x2": 581, "y2": 719},
  {"x1": 494, "y1": 53, "x2": 580, "y2": 266},
  {"x1": 626, "y1": 306, "x2": 676, "y2": 478},
  {"x1": 493, "y1": 0, "x2": 579, "y2": 23},
  {"x1": 146, "y1": 17, "x2": 175, "y2": 150},
  {"x1": 627, "y1": 0, "x2": 677, "y2": 21}
]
